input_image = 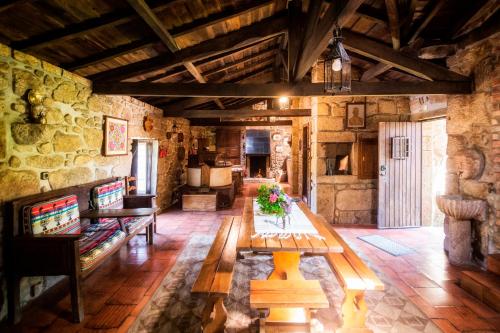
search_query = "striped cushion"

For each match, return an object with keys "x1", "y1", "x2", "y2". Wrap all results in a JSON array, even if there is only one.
[
  {"x1": 79, "y1": 228, "x2": 125, "y2": 271},
  {"x1": 92, "y1": 180, "x2": 124, "y2": 210},
  {"x1": 84, "y1": 219, "x2": 121, "y2": 233},
  {"x1": 24, "y1": 195, "x2": 81, "y2": 235},
  {"x1": 120, "y1": 216, "x2": 153, "y2": 234}
]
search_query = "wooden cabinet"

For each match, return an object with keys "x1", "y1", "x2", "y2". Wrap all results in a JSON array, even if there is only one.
[
  {"x1": 216, "y1": 129, "x2": 241, "y2": 165},
  {"x1": 358, "y1": 138, "x2": 378, "y2": 179}
]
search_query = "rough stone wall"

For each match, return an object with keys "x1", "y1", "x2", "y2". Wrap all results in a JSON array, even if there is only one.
[
  {"x1": 421, "y1": 119, "x2": 447, "y2": 227},
  {"x1": 308, "y1": 64, "x2": 411, "y2": 224},
  {"x1": 445, "y1": 35, "x2": 500, "y2": 259},
  {"x1": 0, "y1": 44, "x2": 189, "y2": 320}
]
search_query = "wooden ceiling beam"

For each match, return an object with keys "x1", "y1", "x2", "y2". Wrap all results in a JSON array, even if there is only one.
[
  {"x1": 158, "y1": 66, "x2": 274, "y2": 112},
  {"x1": 363, "y1": 0, "x2": 446, "y2": 81},
  {"x1": 342, "y1": 30, "x2": 469, "y2": 81},
  {"x1": 356, "y1": 4, "x2": 388, "y2": 26},
  {"x1": 291, "y1": 0, "x2": 323, "y2": 81},
  {"x1": 164, "y1": 108, "x2": 311, "y2": 118},
  {"x1": 384, "y1": 0, "x2": 400, "y2": 50},
  {"x1": 456, "y1": 10, "x2": 500, "y2": 49},
  {"x1": 63, "y1": 0, "x2": 274, "y2": 71},
  {"x1": 126, "y1": 0, "x2": 225, "y2": 109},
  {"x1": 293, "y1": 0, "x2": 365, "y2": 82},
  {"x1": 141, "y1": 39, "x2": 276, "y2": 83},
  {"x1": 361, "y1": 63, "x2": 393, "y2": 82},
  {"x1": 94, "y1": 81, "x2": 472, "y2": 97},
  {"x1": 89, "y1": 14, "x2": 287, "y2": 82},
  {"x1": 11, "y1": 0, "x2": 181, "y2": 50},
  {"x1": 189, "y1": 120, "x2": 293, "y2": 126},
  {"x1": 452, "y1": 0, "x2": 499, "y2": 39}
]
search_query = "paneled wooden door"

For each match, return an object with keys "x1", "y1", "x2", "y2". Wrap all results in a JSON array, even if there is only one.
[{"x1": 378, "y1": 122, "x2": 422, "y2": 228}]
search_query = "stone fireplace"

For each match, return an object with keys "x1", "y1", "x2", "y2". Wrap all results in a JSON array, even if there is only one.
[{"x1": 246, "y1": 154, "x2": 270, "y2": 178}]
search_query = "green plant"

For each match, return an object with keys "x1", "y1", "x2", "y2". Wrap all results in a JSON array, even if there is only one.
[{"x1": 256, "y1": 184, "x2": 292, "y2": 217}]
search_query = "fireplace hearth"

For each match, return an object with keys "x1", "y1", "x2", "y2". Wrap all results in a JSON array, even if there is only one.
[{"x1": 247, "y1": 154, "x2": 270, "y2": 178}]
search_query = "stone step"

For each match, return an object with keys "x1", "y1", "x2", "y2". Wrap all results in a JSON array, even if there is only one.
[
  {"x1": 487, "y1": 254, "x2": 500, "y2": 276},
  {"x1": 460, "y1": 270, "x2": 500, "y2": 313}
]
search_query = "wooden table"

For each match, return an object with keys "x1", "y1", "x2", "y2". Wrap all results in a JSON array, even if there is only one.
[
  {"x1": 236, "y1": 197, "x2": 344, "y2": 327},
  {"x1": 80, "y1": 208, "x2": 158, "y2": 219}
]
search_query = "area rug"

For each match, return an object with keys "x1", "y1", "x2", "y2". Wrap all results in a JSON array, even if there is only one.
[
  {"x1": 358, "y1": 234, "x2": 415, "y2": 256},
  {"x1": 129, "y1": 234, "x2": 440, "y2": 333}
]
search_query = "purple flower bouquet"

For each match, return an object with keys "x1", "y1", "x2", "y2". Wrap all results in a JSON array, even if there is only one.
[{"x1": 256, "y1": 184, "x2": 292, "y2": 228}]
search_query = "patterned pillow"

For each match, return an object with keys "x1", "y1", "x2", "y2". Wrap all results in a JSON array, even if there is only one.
[
  {"x1": 24, "y1": 195, "x2": 81, "y2": 235},
  {"x1": 92, "y1": 180, "x2": 124, "y2": 209}
]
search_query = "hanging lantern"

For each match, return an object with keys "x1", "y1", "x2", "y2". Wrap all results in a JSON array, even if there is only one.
[{"x1": 324, "y1": 26, "x2": 351, "y2": 93}]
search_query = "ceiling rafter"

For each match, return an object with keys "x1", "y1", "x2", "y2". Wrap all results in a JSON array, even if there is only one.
[
  {"x1": 93, "y1": 81, "x2": 472, "y2": 97},
  {"x1": 293, "y1": 0, "x2": 365, "y2": 82},
  {"x1": 342, "y1": 30, "x2": 469, "y2": 82},
  {"x1": 157, "y1": 65, "x2": 275, "y2": 112},
  {"x1": 89, "y1": 13, "x2": 287, "y2": 82},
  {"x1": 11, "y1": 0, "x2": 183, "y2": 50},
  {"x1": 125, "y1": 0, "x2": 226, "y2": 109},
  {"x1": 62, "y1": 0, "x2": 274, "y2": 71}
]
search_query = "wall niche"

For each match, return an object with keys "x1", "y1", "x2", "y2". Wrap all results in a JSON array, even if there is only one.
[{"x1": 324, "y1": 142, "x2": 353, "y2": 175}]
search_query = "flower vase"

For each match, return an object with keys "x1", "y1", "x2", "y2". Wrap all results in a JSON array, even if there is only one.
[{"x1": 276, "y1": 214, "x2": 291, "y2": 229}]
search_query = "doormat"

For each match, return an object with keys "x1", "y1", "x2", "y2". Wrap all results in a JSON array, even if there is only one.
[{"x1": 358, "y1": 234, "x2": 415, "y2": 256}]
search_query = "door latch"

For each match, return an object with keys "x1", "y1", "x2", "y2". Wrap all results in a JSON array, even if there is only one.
[{"x1": 380, "y1": 165, "x2": 386, "y2": 176}]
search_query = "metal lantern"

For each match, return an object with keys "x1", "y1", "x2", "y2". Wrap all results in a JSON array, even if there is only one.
[{"x1": 324, "y1": 27, "x2": 351, "y2": 93}]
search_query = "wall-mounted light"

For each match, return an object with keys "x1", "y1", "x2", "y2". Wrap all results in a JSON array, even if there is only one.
[
  {"x1": 278, "y1": 96, "x2": 290, "y2": 110},
  {"x1": 27, "y1": 89, "x2": 46, "y2": 123}
]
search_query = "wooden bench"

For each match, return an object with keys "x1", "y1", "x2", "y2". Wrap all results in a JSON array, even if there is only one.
[
  {"x1": 250, "y1": 279, "x2": 329, "y2": 332},
  {"x1": 191, "y1": 216, "x2": 241, "y2": 333},
  {"x1": 6, "y1": 178, "x2": 157, "y2": 324},
  {"x1": 323, "y1": 230, "x2": 384, "y2": 333}
]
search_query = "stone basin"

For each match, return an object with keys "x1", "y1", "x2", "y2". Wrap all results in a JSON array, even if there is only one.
[{"x1": 436, "y1": 195, "x2": 486, "y2": 220}]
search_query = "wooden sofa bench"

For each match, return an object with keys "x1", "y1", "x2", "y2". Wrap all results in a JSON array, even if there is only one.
[
  {"x1": 323, "y1": 230, "x2": 384, "y2": 333},
  {"x1": 250, "y1": 279, "x2": 329, "y2": 332},
  {"x1": 6, "y1": 177, "x2": 157, "y2": 324},
  {"x1": 191, "y1": 216, "x2": 241, "y2": 333}
]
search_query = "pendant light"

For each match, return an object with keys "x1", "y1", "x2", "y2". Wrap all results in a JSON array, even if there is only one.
[{"x1": 324, "y1": 26, "x2": 351, "y2": 93}]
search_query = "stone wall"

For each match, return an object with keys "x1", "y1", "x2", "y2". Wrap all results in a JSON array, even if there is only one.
[
  {"x1": 444, "y1": 35, "x2": 500, "y2": 260},
  {"x1": 0, "y1": 44, "x2": 189, "y2": 320},
  {"x1": 307, "y1": 64, "x2": 411, "y2": 224},
  {"x1": 190, "y1": 125, "x2": 293, "y2": 179}
]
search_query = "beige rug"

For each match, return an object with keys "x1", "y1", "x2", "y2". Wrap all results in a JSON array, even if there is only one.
[{"x1": 129, "y1": 234, "x2": 441, "y2": 333}]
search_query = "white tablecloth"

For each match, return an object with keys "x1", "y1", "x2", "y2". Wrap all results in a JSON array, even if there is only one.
[{"x1": 251, "y1": 199, "x2": 323, "y2": 240}]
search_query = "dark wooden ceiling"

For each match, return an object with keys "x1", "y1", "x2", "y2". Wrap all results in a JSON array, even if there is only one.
[{"x1": 0, "y1": 0, "x2": 497, "y2": 113}]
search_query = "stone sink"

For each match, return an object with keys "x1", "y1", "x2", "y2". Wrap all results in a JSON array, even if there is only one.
[{"x1": 436, "y1": 194, "x2": 486, "y2": 220}]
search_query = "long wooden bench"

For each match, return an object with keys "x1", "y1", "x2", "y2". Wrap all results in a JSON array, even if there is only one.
[
  {"x1": 323, "y1": 229, "x2": 384, "y2": 333},
  {"x1": 250, "y1": 279, "x2": 329, "y2": 332},
  {"x1": 191, "y1": 215, "x2": 241, "y2": 333},
  {"x1": 6, "y1": 177, "x2": 157, "y2": 324}
]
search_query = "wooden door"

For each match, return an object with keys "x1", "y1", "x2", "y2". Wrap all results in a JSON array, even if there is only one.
[
  {"x1": 378, "y1": 122, "x2": 422, "y2": 228},
  {"x1": 216, "y1": 129, "x2": 241, "y2": 165},
  {"x1": 302, "y1": 126, "x2": 309, "y2": 203}
]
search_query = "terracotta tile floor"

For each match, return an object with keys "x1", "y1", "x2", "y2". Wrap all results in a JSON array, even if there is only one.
[{"x1": 3, "y1": 183, "x2": 499, "y2": 332}]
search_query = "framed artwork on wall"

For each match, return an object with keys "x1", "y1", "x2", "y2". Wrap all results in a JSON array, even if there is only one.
[
  {"x1": 346, "y1": 103, "x2": 366, "y2": 129},
  {"x1": 103, "y1": 116, "x2": 128, "y2": 156}
]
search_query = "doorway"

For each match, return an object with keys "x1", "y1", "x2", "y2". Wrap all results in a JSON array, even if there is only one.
[{"x1": 421, "y1": 118, "x2": 447, "y2": 226}]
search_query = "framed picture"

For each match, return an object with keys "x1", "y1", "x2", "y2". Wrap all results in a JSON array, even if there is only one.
[
  {"x1": 346, "y1": 103, "x2": 366, "y2": 129},
  {"x1": 104, "y1": 116, "x2": 128, "y2": 156}
]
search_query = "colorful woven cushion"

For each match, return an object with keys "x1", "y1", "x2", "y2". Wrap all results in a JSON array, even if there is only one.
[
  {"x1": 120, "y1": 216, "x2": 153, "y2": 234},
  {"x1": 79, "y1": 228, "x2": 125, "y2": 271},
  {"x1": 92, "y1": 180, "x2": 124, "y2": 209},
  {"x1": 24, "y1": 195, "x2": 81, "y2": 235},
  {"x1": 84, "y1": 219, "x2": 121, "y2": 233}
]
